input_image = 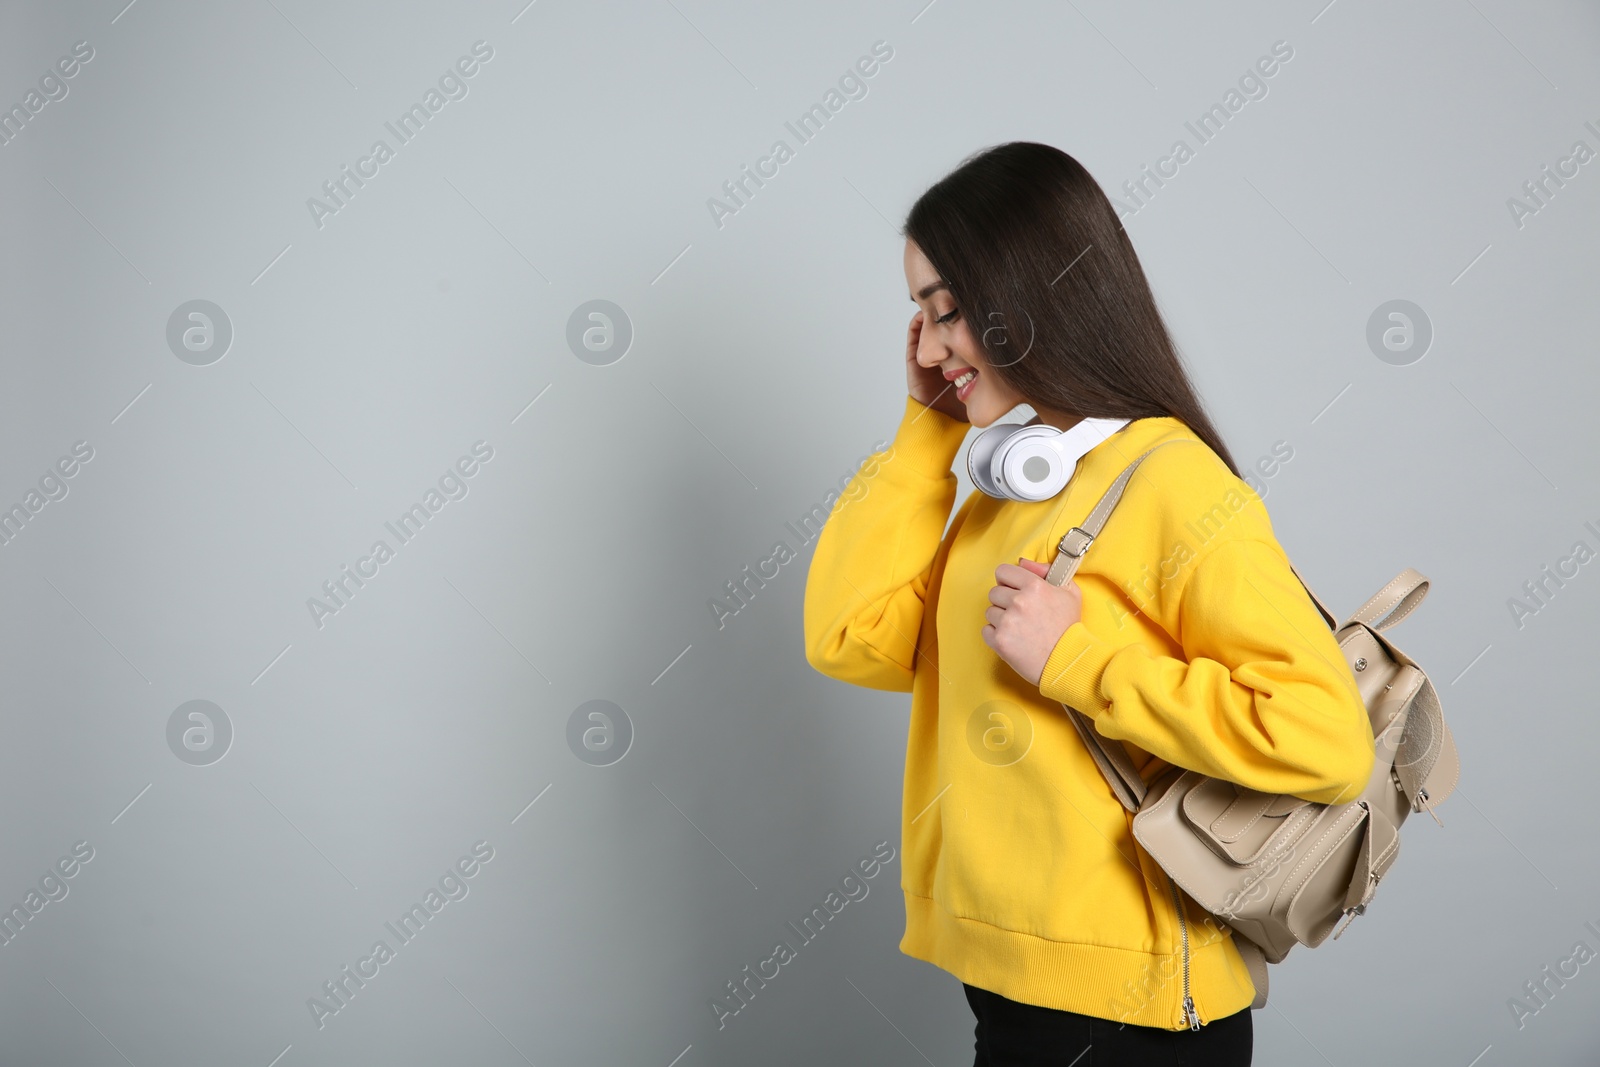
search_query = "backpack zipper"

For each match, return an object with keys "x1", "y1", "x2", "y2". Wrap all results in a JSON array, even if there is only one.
[{"x1": 1165, "y1": 872, "x2": 1201, "y2": 1030}]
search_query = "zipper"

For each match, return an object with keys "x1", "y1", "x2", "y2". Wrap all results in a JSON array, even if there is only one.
[{"x1": 1165, "y1": 872, "x2": 1201, "y2": 1030}]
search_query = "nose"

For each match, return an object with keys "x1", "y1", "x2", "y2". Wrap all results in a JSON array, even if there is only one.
[{"x1": 914, "y1": 325, "x2": 944, "y2": 369}]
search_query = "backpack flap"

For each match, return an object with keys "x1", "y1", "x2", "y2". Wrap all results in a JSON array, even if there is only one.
[
  {"x1": 1179, "y1": 778, "x2": 1316, "y2": 866},
  {"x1": 1280, "y1": 802, "x2": 1374, "y2": 946},
  {"x1": 1342, "y1": 800, "x2": 1400, "y2": 915},
  {"x1": 1422, "y1": 719, "x2": 1460, "y2": 805},
  {"x1": 1397, "y1": 676, "x2": 1459, "y2": 813},
  {"x1": 1279, "y1": 798, "x2": 1403, "y2": 946}
]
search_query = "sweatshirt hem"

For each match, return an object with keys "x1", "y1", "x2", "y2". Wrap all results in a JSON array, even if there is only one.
[{"x1": 900, "y1": 889, "x2": 1257, "y2": 1031}]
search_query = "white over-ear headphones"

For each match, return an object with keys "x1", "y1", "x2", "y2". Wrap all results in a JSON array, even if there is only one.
[{"x1": 967, "y1": 416, "x2": 1131, "y2": 502}]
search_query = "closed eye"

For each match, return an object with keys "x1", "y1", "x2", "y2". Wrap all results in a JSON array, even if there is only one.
[{"x1": 936, "y1": 309, "x2": 959, "y2": 325}]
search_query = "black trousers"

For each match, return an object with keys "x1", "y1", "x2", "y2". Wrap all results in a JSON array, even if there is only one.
[{"x1": 963, "y1": 983, "x2": 1252, "y2": 1066}]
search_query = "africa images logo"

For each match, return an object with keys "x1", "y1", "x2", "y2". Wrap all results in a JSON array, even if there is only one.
[{"x1": 705, "y1": 40, "x2": 894, "y2": 230}]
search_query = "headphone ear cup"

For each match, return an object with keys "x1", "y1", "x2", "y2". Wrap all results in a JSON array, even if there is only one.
[
  {"x1": 966, "y1": 422, "x2": 1018, "y2": 498},
  {"x1": 994, "y1": 425, "x2": 1068, "y2": 502}
]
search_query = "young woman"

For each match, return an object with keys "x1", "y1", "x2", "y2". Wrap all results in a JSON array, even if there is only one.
[{"x1": 802, "y1": 142, "x2": 1376, "y2": 1066}]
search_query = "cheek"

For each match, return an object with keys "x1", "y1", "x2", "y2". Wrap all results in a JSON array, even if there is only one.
[{"x1": 954, "y1": 323, "x2": 984, "y2": 361}]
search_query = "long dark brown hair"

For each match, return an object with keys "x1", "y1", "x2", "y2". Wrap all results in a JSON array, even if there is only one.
[{"x1": 903, "y1": 141, "x2": 1241, "y2": 478}]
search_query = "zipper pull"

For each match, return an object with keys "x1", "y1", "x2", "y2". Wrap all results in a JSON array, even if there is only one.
[
  {"x1": 1331, "y1": 903, "x2": 1364, "y2": 940},
  {"x1": 1182, "y1": 995, "x2": 1200, "y2": 1031},
  {"x1": 1418, "y1": 788, "x2": 1444, "y2": 827}
]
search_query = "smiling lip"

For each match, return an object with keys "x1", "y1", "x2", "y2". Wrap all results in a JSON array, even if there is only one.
[{"x1": 948, "y1": 367, "x2": 978, "y2": 401}]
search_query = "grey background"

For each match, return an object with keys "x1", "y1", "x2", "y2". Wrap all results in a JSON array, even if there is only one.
[{"x1": 1, "y1": 0, "x2": 1597, "y2": 1063}]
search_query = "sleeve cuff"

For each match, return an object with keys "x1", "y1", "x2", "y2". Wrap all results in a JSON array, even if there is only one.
[
  {"x1": 1037, "y1": 620, "x2": 1122, "y2": 716},
  {"x1": 884, "y1": 395, "x2": 971, "y2": 479}
]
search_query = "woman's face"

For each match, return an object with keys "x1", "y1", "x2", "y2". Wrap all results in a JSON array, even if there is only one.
[{"x1": 903, "y1": 239, "x2": 1027, "y2": 428}]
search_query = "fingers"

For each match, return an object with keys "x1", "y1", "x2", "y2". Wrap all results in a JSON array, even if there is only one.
[
  {"x1": 906, "y1": 315, "x2": 924, "y2": 372},
  {"x1": 1016, "y1": 558, "x2": 1049, "y2": 578},
  {"x1": 993, "y1": 562, "x2": 1039, "y2": 589}
]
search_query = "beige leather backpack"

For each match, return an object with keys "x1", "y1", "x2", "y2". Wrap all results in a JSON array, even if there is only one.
[{"x1": 1044, "y1": 444, "x2": 1461, "y2": 1024}]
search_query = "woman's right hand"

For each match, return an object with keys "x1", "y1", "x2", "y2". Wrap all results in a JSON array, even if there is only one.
[{"x1": 904, "y1": 311, "x2": 969, "y2": 423}]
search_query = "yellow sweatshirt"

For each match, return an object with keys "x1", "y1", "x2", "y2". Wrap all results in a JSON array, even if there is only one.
[{"x1": 803, "y1": 395, "x2": 1375, "y2": 1030}]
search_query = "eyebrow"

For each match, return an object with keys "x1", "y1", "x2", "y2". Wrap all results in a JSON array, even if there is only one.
[{"x1": 910, "y1": 280, "x2": 950, "y2": 302}]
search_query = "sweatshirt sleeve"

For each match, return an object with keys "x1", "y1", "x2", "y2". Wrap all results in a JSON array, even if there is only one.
[
  {"x1": 1037, "y1": 537, "x2": 1376, "y2": 805},
  {"x1": 803, "y1": 395, "x2": 972, "y2": 692}
]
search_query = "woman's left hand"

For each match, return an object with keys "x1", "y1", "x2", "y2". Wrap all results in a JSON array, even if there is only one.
[{"x1": 982, "y1": 558, "x2": 1083, "y2": 686}]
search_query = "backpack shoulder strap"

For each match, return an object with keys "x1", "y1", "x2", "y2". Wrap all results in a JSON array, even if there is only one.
[
  {"x1": 1043, "y1": 443, "x2": 1284, "y2": 1009},
  {"x1": 1235, "y1": 937, "x2": 1271, "y2": 1009},
  {"x1": 1043, "y1": 442, "x2": 1338, "y2": 820},
  {"x1": 1044, "y1": 443, "x2": 1177, "y2": 811},
  {"x1": 1287, "y1": 562, "x2": 1340, "y2": 632},
  {"x1": 1043, "y1": 442, "x2": 1175, "y2": 587},
  {"x1": 1044, "y1": 438, "x2": 1345, "y2": 635}
]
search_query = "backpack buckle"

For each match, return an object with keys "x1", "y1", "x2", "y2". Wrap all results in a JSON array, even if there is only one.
[{"x1": 1058, "y1": 527, "x2": 1094, "y2": 558}]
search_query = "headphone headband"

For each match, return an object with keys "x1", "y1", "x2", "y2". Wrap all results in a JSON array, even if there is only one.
[{"x1": 967, "y1": 416, "x2": 1131, "y2": 502}]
